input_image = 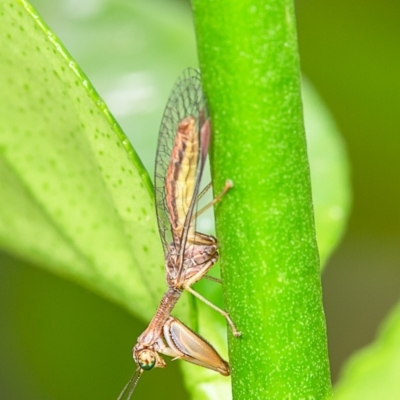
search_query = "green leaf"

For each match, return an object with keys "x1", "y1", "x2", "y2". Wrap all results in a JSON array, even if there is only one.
[
  {"x1": 334, "y1": 303, "x2": 400, "y2": 400},
  {"x1": 302, "y1": 78, "x2": 351, "y2": 266},
  {"x1": 0, "y1": 0, "x2": 168, "y2": 322}
]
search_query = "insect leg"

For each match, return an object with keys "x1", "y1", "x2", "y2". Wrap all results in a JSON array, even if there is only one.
[
  {"x1": 196, "y1": 181, "x2": 212, "y2": 203},
  {"x1": 202, "y1": 275, "x2": 222, "y2": 284},
  {"x1": 192, "y1": 179, "x2": 233, "y2": 221},
  {"x1": 183, "y1": 285, "x2": 241, "y2": 337}
]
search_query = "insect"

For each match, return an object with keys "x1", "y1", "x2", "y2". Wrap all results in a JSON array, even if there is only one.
[{"x1": 118, "y1": 68, "x2": 239, "y2": 399}]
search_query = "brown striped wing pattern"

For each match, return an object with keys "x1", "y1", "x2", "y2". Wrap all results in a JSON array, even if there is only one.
[{"x1": 154, "y1": 68, "x2": 209, "y2": 274}]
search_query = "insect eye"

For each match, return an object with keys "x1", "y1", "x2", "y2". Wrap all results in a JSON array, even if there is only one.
[{"x1": 138, "y1": 350, "x2": 156, "y2": 371}]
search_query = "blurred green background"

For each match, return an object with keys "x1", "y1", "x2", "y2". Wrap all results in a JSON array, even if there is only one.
[{"x1": 0, "y1": 0, "x2": 399, "y2": 399}]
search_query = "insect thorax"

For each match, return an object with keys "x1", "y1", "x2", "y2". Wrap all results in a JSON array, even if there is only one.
[{"x1": 166, "y1": 235, "x2": 218, "y2": 287}]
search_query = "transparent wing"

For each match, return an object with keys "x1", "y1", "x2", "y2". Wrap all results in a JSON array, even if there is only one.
[{"x1": 154, "y1": 68, "x2": 209, "y2": 256}]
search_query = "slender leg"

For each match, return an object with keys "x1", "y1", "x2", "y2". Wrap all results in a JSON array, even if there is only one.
[
  {"x1": 196, "y1": 181, "x2": 212, "y2": 203},
  {"x1": 193, "y1": 180, "x2": 233, "y2": 221},
  {"x1": 184, "y1": 285, "x2": 241, "y2": 337},
  {"x1": 203, "y1": 275, "x2": 222, "y2": 284}
]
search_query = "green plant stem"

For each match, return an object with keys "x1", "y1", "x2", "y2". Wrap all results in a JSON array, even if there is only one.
[{"x1": 192, "y1": 0, "x2": 332, "y2": 398}]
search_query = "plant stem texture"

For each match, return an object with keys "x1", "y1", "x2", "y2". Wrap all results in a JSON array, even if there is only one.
[{"x1": 192, "y1": 0, "x2": 333, "y2": 398}]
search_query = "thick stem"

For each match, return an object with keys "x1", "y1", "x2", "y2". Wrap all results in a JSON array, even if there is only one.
[{"x1": 192, "y1": 0, "x2": 333, "y2": 398}]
